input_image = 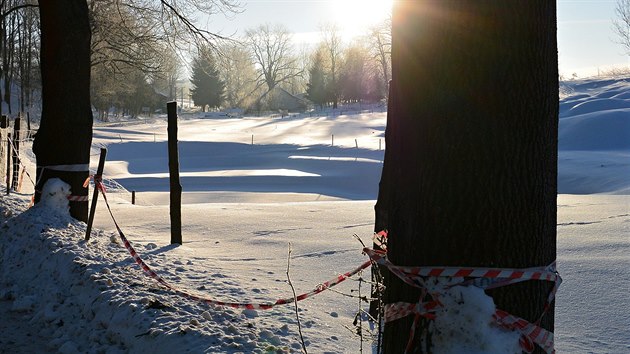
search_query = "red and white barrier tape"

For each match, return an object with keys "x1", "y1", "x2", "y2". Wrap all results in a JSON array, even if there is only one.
[
  {"x1": 364, "y1": 243, "x2": 560, "y2": 354},
  {"x1": 494, "y1": 309, "x2": 554, "y2": 354},
  {"x1": 95, "y1": 180, "x2": 372, "y2": 310},
  {"x1": 92, "y1": 178, "x2": 560, "y2": 353}
]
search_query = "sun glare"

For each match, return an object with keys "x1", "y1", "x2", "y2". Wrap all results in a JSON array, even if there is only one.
[{"x1": 332, "y1": 0, "x2": 392, "y2": 35}]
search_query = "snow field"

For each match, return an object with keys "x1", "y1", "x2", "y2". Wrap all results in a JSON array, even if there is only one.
[{"x1": 1, "y1": 78, "x2": 629, "y2": 353}]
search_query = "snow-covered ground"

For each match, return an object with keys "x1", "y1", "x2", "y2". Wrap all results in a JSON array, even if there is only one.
[{"x1": 1, "y1": 79, "x2": 629, "y2": 354}]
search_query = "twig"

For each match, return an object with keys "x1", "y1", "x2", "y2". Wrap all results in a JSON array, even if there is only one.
[
  {"x1": 287, "y1": 242, "x2": 307, "y2": 353},
  {"x1": 353, "y1": 233, "x2": 367, "y2": 248},
  {"x1": 358, "y1": 276, "x2": 363, "y2": 353}
]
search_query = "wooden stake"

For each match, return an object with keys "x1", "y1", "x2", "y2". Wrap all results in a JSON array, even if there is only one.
[
  {"x1": 85, "y1": 147, "x2": 107, "y2": 241},
  {"x1": 167, "y1": 102, "x2": 182, "y2": 245},
  {"x1": 5, "y1": 133, "x2": 11, "y2": 195}
]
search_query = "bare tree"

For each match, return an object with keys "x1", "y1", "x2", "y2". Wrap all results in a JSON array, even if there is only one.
[
  {"x1": 1, "y1": 0, "x2": 19, "y2": 115},
  {"x1": 613, "y1": 0, "x2": 630, "y2": 55},
  {"x1": 152, "y1": 45, "x2": 181, "y2": 101},
  {"x1": 89, "y1": 0, "x2": 164, "y2": 74},
  {"x1": 245, "y1": 24, "x2": 302, "y2": 92},
  {"x1": 368, "y1": 18, "x2": 391, "y2": 99},
  {"x1": 1, "y1": 0, "x2": 39, "y2": 116},
  {"x1": 16, "y1": 3, "x2": 38, "y2": 113},
  {"x1": 321, "y1": 23, "x2": 342, "y2": 108},
  {"x1": 217, "y1": 41, "x2": 258, "y2": 109},
  {"x1": 340, "y1": 43, "x2": 368, "y2": 103}
]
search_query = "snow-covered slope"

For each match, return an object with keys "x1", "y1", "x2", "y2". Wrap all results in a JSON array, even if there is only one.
[{"x1": 559, "y1": 78, "x2": 630, "y2": 194}]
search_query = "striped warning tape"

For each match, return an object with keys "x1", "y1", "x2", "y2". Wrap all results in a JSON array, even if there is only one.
[
  {"x1": 95, "y1": 179, "x2": 372, "y2": 310},
  {"x1": 494, "y1": 309, "x2": 554, "y2": 354},
  {"x1": 93, "y1": 178, "x2": 560, "y2": 354},
  {"x1": 364, "y1": 245, "x2": 560, "y2": 354}
]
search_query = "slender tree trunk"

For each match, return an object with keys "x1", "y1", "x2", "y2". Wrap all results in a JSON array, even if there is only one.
[
  {"x1": 3, "y1": 14, "x2": 14, "y2": 115},
  {"x1": 33, "y1": 1, "x2": 93, "y2": 222},
  {"x1": 0, "y1": 18, "x2": 4, "y2": 118},
  {"x1": 380, "y1": 1, "x2": 558, "y2": 353}
]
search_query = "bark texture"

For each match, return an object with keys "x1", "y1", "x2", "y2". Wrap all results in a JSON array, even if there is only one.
[
  {"x1": 34, "y1": 1, "x2": 93, "y2": 222},
  {"x1": 380, "y1": 1, "x2": 558, "y2": 352}
]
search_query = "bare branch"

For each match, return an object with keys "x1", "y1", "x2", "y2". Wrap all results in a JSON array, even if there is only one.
[{"x1": 0, "y1": 3, "x2": 38, "y2": 20}]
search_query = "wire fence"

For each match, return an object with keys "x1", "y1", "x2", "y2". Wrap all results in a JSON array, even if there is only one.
[
  {"x1": 0, "y1": 127, "x2": 144, "y2": 206},
  {"x1": 0, "y1": 127, "x2": 37, "y2": 194}
]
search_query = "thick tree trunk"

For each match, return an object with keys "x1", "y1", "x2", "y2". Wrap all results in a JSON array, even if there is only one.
[
  {"x1": 33, "y1": 1, "x2": 93, "y2": 222},
  {"x1": 380, "y1": 1, "x2": 558, "y2": 353}
]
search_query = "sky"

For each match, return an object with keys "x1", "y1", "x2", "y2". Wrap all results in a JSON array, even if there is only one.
[{"x1": 203, "y1": 0, "x2": 630, "y2": 79}]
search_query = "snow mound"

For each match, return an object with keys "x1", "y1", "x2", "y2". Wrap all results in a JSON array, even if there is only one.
[
  {"x1": 0, "y1": 191, "x2": 304, "y2": 353},
  {"x1": 559, "y1": 110, "x2": 630, "y2": 151},
  {"x1": 429, "y1": 282, "x2": 521, "y2": 354},
  {"x1": 562, "y1": 98, "x2": 630, "y2": 117}
]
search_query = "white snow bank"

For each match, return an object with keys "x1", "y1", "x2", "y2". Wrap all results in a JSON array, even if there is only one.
[
  {"x1": 0, "y1": 187, "x2": 307, "y2": 353},
  {"x1": 558, "y1": 77, "x2": 630, "y2": 194},
  {"x1": 562, "y1": 98, "x2": 630, "y2": 117},
  {"x1": 559, "y1": 110, "x2": 630, "y2": 151}
]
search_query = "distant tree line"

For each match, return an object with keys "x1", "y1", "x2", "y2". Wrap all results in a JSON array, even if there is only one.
[
  {"x1": 0, "y1": 0, "x2": 238, "y2": 121},
  {"x1": 1, "y1": 1, "x2": 389, "y2": 121},
  {"x1": 0, "y1": 0, "x2": 39, "y2": 117},
  {"x1": 189, "y1": 21, "x2": 391, "y2": 112}
]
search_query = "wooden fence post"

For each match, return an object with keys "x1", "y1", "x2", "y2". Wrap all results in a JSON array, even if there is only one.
[
  {"x1": 167, "y1": 102, "x2": 182, "y2": 244},
  {"x1": 5, "y1": 133, "x2": 11, "y2": 195},
  {"x1": 11, "y1": 116, "x2": 21, "y2": 191},
  {"x1": 131, "y1": 190, "x2": 136, "y2": 205},
  {"x1": 85, "y1": 148, "x2": 107, "y2": 241},
  {"x1": 0, "y1": 116, "x2": 5, "y2": 173}
]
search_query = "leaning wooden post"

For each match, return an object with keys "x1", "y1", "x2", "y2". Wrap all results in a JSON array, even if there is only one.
[
  {"x1": 11, "y1": 116, "x2": 21, "y2": 191},
  {"x1": 26, "y1": 112, "x2": 31, "y2": 138},
  {"x1": 85, "y1": 148, "x2": 107, "y2": 241},
  {"x1": 167, "y1": 101, "x2": 182, "y2": 244}
]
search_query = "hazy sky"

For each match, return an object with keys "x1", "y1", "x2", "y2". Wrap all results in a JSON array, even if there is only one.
[
  {"x1": 206, "y1": 0, "x2": 629, "y2": 78},
  {"x1": 558, "y1": 0, "x2": 628, "y2": 77}
]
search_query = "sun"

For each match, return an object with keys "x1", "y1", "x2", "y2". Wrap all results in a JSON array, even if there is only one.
[{"x1": 332, "y1": 0, "x2": 392, "y2": 34}]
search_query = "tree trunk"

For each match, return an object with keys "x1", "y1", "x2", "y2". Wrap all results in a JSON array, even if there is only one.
[
  {"x1": 380, "y1": 1, "x2": 558, "y2": 353},
  {"x1": 33, "y1": 1, "x2": 93, "y2": 222}
]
